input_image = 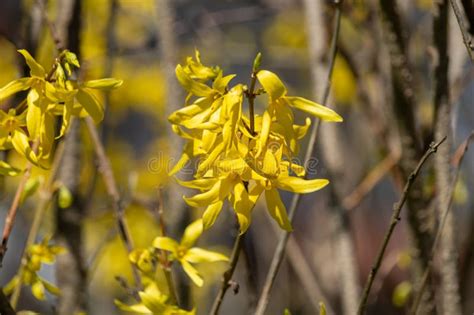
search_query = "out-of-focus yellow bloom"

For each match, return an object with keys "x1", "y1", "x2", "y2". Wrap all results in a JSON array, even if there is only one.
[
  {"x1": 3, "y1": 237, "x2": 65, "y2": 301},
  {"x1": 115, "y1": 282, "x2": 195, "y2": 315},
  {"x1": 153, "y1": 219, "x2": 228, "y2": 287},
  {"x1": 0, "y1": 49, "x2": 122, "y2": 169},
  {"x1": 0, "y1": 109, "x2": 38, "y2": 164}
]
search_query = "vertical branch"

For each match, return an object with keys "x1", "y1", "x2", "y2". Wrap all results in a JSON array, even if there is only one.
[
  {"x1": 254, "y1": 2, "x2": 343, "y2": 314},
  {"x1": 376, "y1": 1, "x2": 436, "y2": 313},
  {"x1": 410, "y1": 132, "x2": 473, "y2": 314},
  {"x1": 155, "y1": 0, "x2": 189, "y2": 305},
  {"x1": 432, "y1": 1, "x2": 462, "y2": 314},
  {"x1": 448, "y1": 0, "x2": 474, "y2": 61},
  {"x1": 10, "y1": 143, "x2": 66, "y2": 308},
  {"x1": 357, "y1": 137, "x2": 446, "y2": 315},
  {"x1": 51, "y1": 0, "x2": 89, "y2": 313},
  {"x1": 308, "y1": 1, "x2": 360, "y2": 313},
  {"x1": 155, "y1": 0, "x2": 186, "y2": 229},
  {"x1": 84, "y1": 117, "x2": 142, "y2": 291}
]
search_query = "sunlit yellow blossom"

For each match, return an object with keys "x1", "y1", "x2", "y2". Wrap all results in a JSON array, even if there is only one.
[
  {"x1": 170, "y1": 52, "x2": 340, "y2": 233},
  {"x1": 252, "y1": 149, "x2": 329, "y2": 231},
  {"x1": 153, "y1": 219, "x2": 228, "y2": 287},
  {"x1": 180, "y1": 155, "x2": 263, "y2": 233}
]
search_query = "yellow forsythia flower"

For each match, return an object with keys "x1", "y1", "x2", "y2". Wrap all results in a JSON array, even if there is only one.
[{"x1": 153, "y1": 219, "x2": 228, "y2": 287}]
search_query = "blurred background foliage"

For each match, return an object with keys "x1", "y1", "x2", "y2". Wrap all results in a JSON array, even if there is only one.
[{"x1": 0, "y1": 0, "x2": 473, "y2": 314}]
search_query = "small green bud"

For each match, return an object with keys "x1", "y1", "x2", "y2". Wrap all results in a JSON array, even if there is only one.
[
  {"x1": 252, "y1": 52, "x2": 262, "y2": 73},
  {"x1": 58, "y1": 185, "x2": 73, "y2": 209},
  {"x1": 64, "y1": 50, "x2": 80, "y2": 68}
]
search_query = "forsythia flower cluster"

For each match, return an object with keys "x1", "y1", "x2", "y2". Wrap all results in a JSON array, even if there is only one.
[
  {"x1": 0, "y1": 49, "x2": 122, "y2": 170},
  {"x1": 170, "y1": 51, "x2": 342, "y2": 233}
]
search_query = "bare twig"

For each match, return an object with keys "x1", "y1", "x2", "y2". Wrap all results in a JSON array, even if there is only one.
[
  {"x1": 0, "y1": 162, "x2": 34, "y2": 265},
  {"x1": 343, "y1": 152, "x2": 400, "y2": 210},
  {"x1": 209, "y1": 230, "x2": 244, "y2": 315},
  {"x1": 410, "y1": 131, "x2": 474, "y2": 315},
  {"x1": 449, "y1": 0, "x2": 474, "y2": 61},
  {"x1": 357, "y1": 137, "x2": 446, "y2": 315},
  {"x1": 0, "y1": 139, "x2": 40, "y2": 265},
  {"x1": 155, "y1": 187, "x2": 179, "y2": 305},
  {"x1": 376, "y1": 0, "x2": 435, "y2": 311},
  {"x1": 84, "y1": 116, "x2": 142, "y2": 291},
  {"x1": 10, "y1": 142, "x2": 65, "y2": 308},
  {"x1": 266, "y1": 219, "x2": 336, "y2": 314},
  {"x1": 254, "y1": 3, "x2": 343, "y2": 314}
]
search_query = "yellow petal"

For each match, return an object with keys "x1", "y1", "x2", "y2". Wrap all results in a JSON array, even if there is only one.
[
  {"x1": 261, "y1": 149, "x2": 279, "y2": 177},
  {"x1": 76, "y1": 89, "x2": 104, "y2": 123},
  {"x1": 114, "y1": 299, "x2": 151, "y2": 313},
  {"x1": 294, "y1": 117, "x2": 312, "y2": 140},
  {"x1": 18, "y1": 49, "x2": 45, "y2": 77},
  {"x1": 152, "y1": 237, "x2": 179, "y2": 255},
  {"x1": 0, "y1": 78, "x2": 32, "y2": 100},
  {"x1": 169, "y1": 142, "x2": 193, "y2": 176},
  {"x1": 12, "y1": 129, "x2": 38, "y2": 164},
  {"x1": 256, "y1": 70, "x2": 287, "y2": 100},
  {"x1": 39, "y1": 112, "x2": 55, "y2": 158},
  {"x1": 0, "y1": 161, "x2": 21, "y2": 176},
  {"x1": 265, "y1": 188, "x2": 292, "y2": 231},
  {"x1": 183, "y1": 179, "x2": 222, "y2": 208},
  {"x1": 257, "y1": 110, "x2": 272, "y2": 157},
  {"x1": 285, "y1": 96, "x2": 343, "y2": 122},
  {"x1": 185, "y1": 247, "x2": 228, "y2": 263},
  {"x1": 26, "y1": 89, "x2": 41, "y2": 139},
  {"x1": 212, "y1": 74, "x2": 236, "y2": 92},
  {"x1": 82, "y1": 78, "x2": 123, "y2": 90},
  {"x1": 231, "y1": 181, "x2": 253, "y2": 234},
  {"x1": 276, "y1": 176, "x2": 329, "y2": 194},
  {"x1": 181, "y1": 219, "x2": 203, "y2": 248},
  {"x1": 181, "y1": 260, "x2": 204, "y2": 287},
  {"x1": 196, "y1": 142, "x2": 225, "y2": 176},
  {"x1": 176, "y1": 64, "x2": 213, "y2": 97},
  {"x1": 31, "y1": 281, "x2": 46, "y2": 300},
  {"x1": 176, "y1": 177, "x2": 217, "y2": 191},
  {"x1": 202, "y1": 200, "x2": 224, "y2": 230}
]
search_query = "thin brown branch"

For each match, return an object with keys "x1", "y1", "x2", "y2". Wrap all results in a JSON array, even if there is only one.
[
  {"x1": 84, "y1": 116, "x2": 142, "y2": 292},
  {"x1": 357, "y1": 137, "x2": 446, "y2": 315},
  {"x1": 410, "y1": 131, "x2": 474, "y2": 315},
  {"x1": 343, "y1": 151, "x2": 400, "y2": 210},
  {"x1": 267, "y1": 219, "x2": 336, "y2": 314},
  {"x1": 449, "y1": 0, "x2": 474, "y2": 61},
  {"x1": 209, "y1": 231, "x2": 244, "y2": 315},
  {"x1": 0, "y1": 141, "x2": 39, "y2": 265},
  {"x1": 10, "y1": 142, "x2": 65, "y2": 308}
]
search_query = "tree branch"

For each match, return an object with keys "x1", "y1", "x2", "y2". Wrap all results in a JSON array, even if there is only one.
[
  {"x1": 357, "y1": 137, "x2": 446, "y2": 315},
  {"x1": 84, "y1": 117, "x2": 142, "y2": 293},
  {"x1": 410, "y1": 131, "x2": 474, "y2": 315}
]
